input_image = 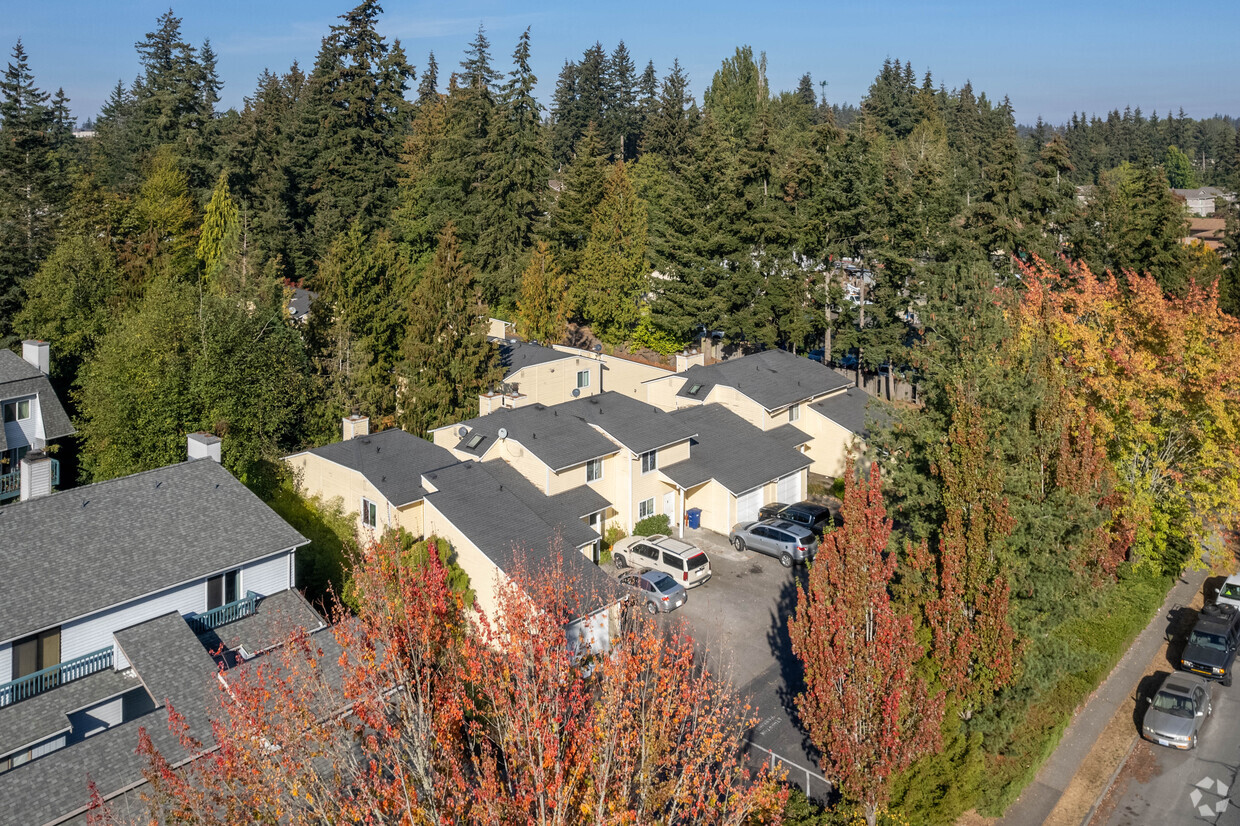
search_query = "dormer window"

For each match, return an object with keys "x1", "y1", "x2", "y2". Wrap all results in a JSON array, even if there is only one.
[
  {"x1": 686, "y1": 383, "x2": 703, "y2": 396},
  {"x1": 2, "y1": 400, "x2": 30, "y2": 423}
]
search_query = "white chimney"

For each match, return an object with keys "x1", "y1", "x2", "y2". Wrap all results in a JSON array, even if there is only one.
[
  {"x1": 19, "y1": 451, "x2": 54, "y2": 501},
  {"x1": 22, "y1": 340, "x2": 49, "y2": 375},
  {"x1": 675, "y1": 350, "x2": 706, "y2": 373},
  {"x1": 343, "y1": 414, "x2": 370, "y2": 441},
  {"x1": 187, "y1": 432, "x2": 222, "y2": 463}
]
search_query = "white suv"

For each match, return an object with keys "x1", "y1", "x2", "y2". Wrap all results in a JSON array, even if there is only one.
[
  {"x1": 1217, "y1": 574, "x2": 1240, "y2": 610},
  {"x1": 612, "y1": 534, "x2": 711, "y2": 588}
]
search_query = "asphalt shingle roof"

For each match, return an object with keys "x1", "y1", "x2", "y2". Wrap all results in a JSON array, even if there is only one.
[
  {"x1": 114, "y1": 612, "x2": 218, "y2": 709},
  {"x1": 452, "y1": 404, "x2": 619, "y2": 471},
  {"x1": 810, "y1": 386, "x2": 891, "y2": 437},
  {"x1": 423, "y1": 461, "x2": 617, "y2": 612},
  {"x1": 673, "y1": 349, "x2": 851, "y2": 411},
  {"x1": 0, "y1": 350, "x2": 75, "y2": 453},
  {"x1": 295, "y1": 428, "x2": 459, "y2": 507},
  {"x1": 767, "y1": 423, "x2": 812, "y2": 448},
  {"x1": 0, "y1": 459, "x2": 307, "y2": 644},
  {"x1": 661, "y1": 405, "x2": 811, "y2": 495},
  {"x1": 497, "y1": 338, "x2": 574, "y2": 378},
  {"x1": 0, "y1": 665, "x2": 140, "y2": 759},
  {"x1": 554, "y1": 392, "x2": 697, "y2": 455}
]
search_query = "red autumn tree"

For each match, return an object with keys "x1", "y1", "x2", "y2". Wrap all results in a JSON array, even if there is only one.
[
  {"x1": 789, "y1": 462, "x2": 943, "y2": 826},
  {"x1": 90, "y1": 534, "x2": 786, "y2": 825},
  {"x1": 918, "y1": 388, "x2": 1020, "y2": 717}
]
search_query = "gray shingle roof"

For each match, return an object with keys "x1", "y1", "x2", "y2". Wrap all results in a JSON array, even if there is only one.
[
  {"x1": 673, "y1": 349, "x2": 851, "y2": 411},
  {"x1": 810, "y1": 387, "x2": 891, "y2": 437},
  {"x1": 114, "y1": 612, "x2": 218, "y2": 709},
  {"x1": 661, "y1": 405, "x2": 811, "y2": 495},
  {"x1": 0, "y1": 590, "x2": 327, "y2": 826},
  {"x1": 0, "y1": 665, "x2": 140, "y2": 759},
  {"x1": 497, "y1": 338, "x2": 574, "y2": 378},
  {"x1": 423, "y1": 461, "x2": 617, "y2": 611},
  {"x1": 0, "y1": 459, "x2": 307, "y2": 644},
  {"x1": 473, "y1": 458, "x2": 610, "y2": 520},
  {"x1": 0, "y1": 350, "x2": 75, "y2": 453},
  {"x1": 554, "y1": 391, "x2": 697, "y2": 455},
  {"x1": 294, "y1": 428, "x2": 459, "y2": 507},
  {"x1": 767, "y1": 423, "x2": 812, "y2": 448},
  {"x1": 452, "y1": 404, "x2": 620, "y2": 471}
]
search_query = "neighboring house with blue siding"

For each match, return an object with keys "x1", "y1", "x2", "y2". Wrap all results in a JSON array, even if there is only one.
[
  {"x1": 0, "y1": 436, "x2": 320, "y2": 826},
  {"x1": 0, "y1": 342, "x2": 74, "y2": 503}
]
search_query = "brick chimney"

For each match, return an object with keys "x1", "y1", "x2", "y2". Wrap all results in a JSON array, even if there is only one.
[
  {"x1": 19, "y1": 451, "x2": 54, "y2": 501},
  {"x1": 22, "y1": 340, "x2": 49, "y2": 375},
  {"x1": 343, "y1": 414, "x2": 370, "y2": 441},
  {"x1": 187, "y1": 432, "x2": 222, "y2": 463},
  {"x1": 675, "y1": 350, "x2": 706, "y2": 373}
]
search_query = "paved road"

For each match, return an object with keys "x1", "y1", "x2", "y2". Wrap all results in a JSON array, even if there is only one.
[
  {"x1": 1096, "y1": 598, "x2": 1240, "y2": 826},
  {"x1": 644, "y1": 530, "x2": 832, "y2": 800}
]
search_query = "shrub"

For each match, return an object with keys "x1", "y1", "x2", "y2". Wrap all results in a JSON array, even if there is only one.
[
  {"x1": 342, "y1": 528, "x2": 475, "y2": 612},
  {"x1": 629, "y1": 315, "x2": 686, "y2": 356},
  {"x1": 633, "y1": 514, "x2": 672, "y2": 536},
  {"x1": 264, "y1": 481, "x2": 356, "y2": 606},
  {"x1": 829, "y1": 476, "x2": 846, "y2": 499},
  {"x1": 603, "y1": 524, "x2": 627, "y2": 550}
]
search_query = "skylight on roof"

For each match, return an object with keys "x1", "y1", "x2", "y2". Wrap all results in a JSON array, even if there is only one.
[
  {"x1": 466, "y1": 434, "x2": 485, "y2": 449},
  {"x1": 687, "y1": 383, "x2": 703, "y2": 396}
]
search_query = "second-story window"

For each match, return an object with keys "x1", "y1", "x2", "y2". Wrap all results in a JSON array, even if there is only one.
[
  {"x1": 577, "y1": 369, "x2": 591, "y2": 389},
  {"x1": 11, "y1": 627, "x2": 60, "y2": 680},
  {"x1": 640, "y1": 449, "x2": 657, "y2": 474},
  {"x1": 586, "y1": 457, "x2": 603, "y2": 482},
  {"x1": 789, "y1": 404, "x2": 800, "y2": 423},
  {"x1": 361, "y1": 498, "x2": 378, "y2": 529},
  {"x1": 2, "y1": 400, "x2": 30, "y2": 423},
  {"x1": 207, "y1": 570, "x2": 239, "y2": 610}
]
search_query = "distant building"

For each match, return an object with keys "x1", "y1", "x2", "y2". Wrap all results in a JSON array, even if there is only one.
[
  {"x1": 1172, "y1": 187, "x2": 1235, "y2": 217},
  {"x1": 1, "y1": 342, "x2": 75, "y2": 503},
  {"x1": 1185, "y1": 217, "x2": 1227, "y2": 252},
  {"x1": 287, "y1": 286, "x2": 316, "y2": 324}
]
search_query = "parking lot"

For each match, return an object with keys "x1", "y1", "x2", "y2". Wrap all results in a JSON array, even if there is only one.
[{"x1": 614, "y1": 527, "x2": 830, "y2": 798}]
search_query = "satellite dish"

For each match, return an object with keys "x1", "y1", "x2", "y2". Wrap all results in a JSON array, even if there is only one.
[
  {"x1": 457, "y1": 426, "x2": 469, "y2": 437},
  {"x1": 571, "y1": 388, "x2": 581, "y2": 397},
  {"x1": 593, "y1": 344, "x2": 603, "y2": 352},
  {"x1": 497, "y1": 427, "x2": 508, "y2": 440}
]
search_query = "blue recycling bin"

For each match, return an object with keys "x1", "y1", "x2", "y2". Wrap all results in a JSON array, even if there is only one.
[{"x1": 686, "y1": 508, "x2": 702, "y2": 529}]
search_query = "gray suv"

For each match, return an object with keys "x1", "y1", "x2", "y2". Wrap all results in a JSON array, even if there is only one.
[
  {"x1": 729, "y1": 519, "x2": 819, "y2": 567},
  {"x1": 618, "y1": 569, "x2": 688, "y2": 614}
]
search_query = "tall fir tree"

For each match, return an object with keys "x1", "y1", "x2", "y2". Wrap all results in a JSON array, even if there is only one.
[
  {"x1": 400, "y1": 224, "x2": 501, "y2": 435},
  {"x1": 578, "y1": 161, "x2": 649, "y2": 343}
]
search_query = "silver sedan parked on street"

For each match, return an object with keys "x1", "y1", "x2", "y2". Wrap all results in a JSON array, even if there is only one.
[{"x1": 1142, "y1": 671, "x2": 1213, "y2": 750}]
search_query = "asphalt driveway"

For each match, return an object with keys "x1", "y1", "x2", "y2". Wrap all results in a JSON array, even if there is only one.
[{"x1": 645, "y1": 528, "x2": 831, "y2": 799}]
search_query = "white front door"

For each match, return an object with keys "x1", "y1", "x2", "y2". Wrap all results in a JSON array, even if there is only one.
[
  {"x1": 663, "y1": 491, "x2": 675, "y2": 528},
  {"x1": 737, "y1": 486, "x2": 762, "y2": 523},
  {"x1": 777, "y1": 472, "x2": 801, "y2": 504}
]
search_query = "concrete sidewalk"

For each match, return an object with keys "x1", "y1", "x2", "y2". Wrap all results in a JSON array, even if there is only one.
[{"x1": 996, "y1": 567, "x2": 1210, "y2": 826}]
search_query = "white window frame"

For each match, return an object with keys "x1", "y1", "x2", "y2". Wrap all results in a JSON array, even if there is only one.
[
  {"x1": 640, "y1": 449, "x2": 657, "y2": 474},
  {"x1": 586, "y1": 457, "x2": 603, "y2": 482},
  {"x1": 577, "y1": 369, "x2": 591, "y2": 389},
  {"x1": 638, "y1": 497, "x2": 655, "y2": 519},
  {"x1": 3, "y1": 399, "x2": 31, "y2": 423},
  {"x1": 361, "y1": 497, "x2": 378, "y2": 529},
  {"x1": 789, "y1": 404, "x2": 800, "y2": 423}
]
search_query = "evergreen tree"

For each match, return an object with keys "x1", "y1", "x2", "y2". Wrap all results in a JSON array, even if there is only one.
[
  {"x1": 546, "y1": 124, "x2": 610, "y2": 278},
  {"x1": 643, "y1": 59, "x2": 695, "y2": 172},
  {"x1": 550, "y1": 59, "x2": 582, "y2": 166},
  {"x1": 400, "y1": 224, "x2": 501, "y2": 435},
  {"x1": 636, "y1": 59, "x2": 659, "y2": 153},
  {"x1": 475, "y1": 28, "x2": 550, "y2": 307},
  {"x1": 607, "y1": 41, "x2": 639, "y2": 160},
  {"x1": 703, "y1": 45, "x2": 765, "y2": 144},
  {"x1": 93, "y1": 79, "x2": 141, "y2": 189},
  {"x1": 515, "y1": 241, "x2": 568, "y2": 344},
  {"x1": 460, "y1": 24, "x2": 500, "y2": 91},
  {"x1": 197, "y1": 172, "x2": 239, "y2": 278},
  {"x1": 416, "y1": 50, "x2": 438, "y2": 105},
  {"x1": 0, "y1": 39, "x2": 57, "y2": 343},
  {"x1": 579, "y1": 161, "x2": 649, "y2": 343},
  {"x1": 302, "y1": 0, "x2": 413, "y2": 256}
]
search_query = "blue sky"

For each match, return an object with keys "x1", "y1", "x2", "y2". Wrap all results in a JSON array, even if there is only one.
[{"x1": 5, "y1": 0, "x2": 1238, "y2": 127}]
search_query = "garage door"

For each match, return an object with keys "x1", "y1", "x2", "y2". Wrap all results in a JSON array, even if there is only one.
[
  {"x1": 737, "y1": 486, "x2": 762, "y2": 523},
  {"x1": 777, "y1": 472, "x2": 801, "y2": 504}
]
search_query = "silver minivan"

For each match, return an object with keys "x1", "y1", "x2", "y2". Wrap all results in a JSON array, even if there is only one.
[
  {"x1": 729, "y1": 519, "x2": 819, "y2": 567},
  {"x1": 612, "y1": 534, "x2": 712, "y2": 588}
]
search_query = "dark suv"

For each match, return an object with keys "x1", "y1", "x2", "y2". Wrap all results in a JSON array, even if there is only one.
[
  {"x1": 1181, "y1": 603, "x2": 1240, "y2": 686},
  {"x1": 757, "y1": 501, "x2": 835, "y2": 536}
]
